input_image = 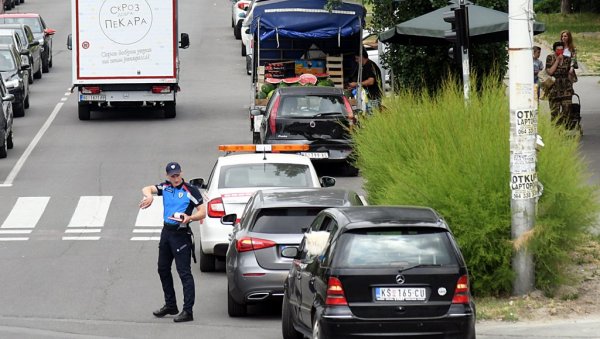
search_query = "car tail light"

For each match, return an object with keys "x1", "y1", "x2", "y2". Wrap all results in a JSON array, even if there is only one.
[
  {"x1": 152, "y1": 86, "x2": 171, "y2": 94},
  {"x1": 207, "y1": 197, "x2": 225, "y2": 218},
  {"x1": 236, "y1": 237, "x2": 276, "y2": 253},
  {"x1": 325, "y1": 277, "x2": 348, "y2": 306},
  {"x1": 269, "y1": 96, "x2": 281, "y2": 134},
  {"x1": 451, "y1": 275, "x2": 471, "y2": 304},
  {"x1": 343, "y1": 97, "x2": 356, "y2": 125},
  {"x1": 81, "y1": 86, "x2": 101, "y2": 94}
]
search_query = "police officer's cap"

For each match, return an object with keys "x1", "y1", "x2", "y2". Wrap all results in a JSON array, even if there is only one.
[{"x1": 166, "y1": 162, "x2": 182, "y2": 176}]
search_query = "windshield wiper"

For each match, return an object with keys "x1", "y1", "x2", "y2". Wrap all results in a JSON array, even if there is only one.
[
  {"x1": 313, "y1": 112, "x2": 343, "y2": 117},
  {"x1": 397, "y1": 264, "x2": 442, "y2": 273}
]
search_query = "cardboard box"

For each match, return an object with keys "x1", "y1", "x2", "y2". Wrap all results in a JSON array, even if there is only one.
[{"x1": 295, "y1": 59, "x2": 325, "y2": 75}]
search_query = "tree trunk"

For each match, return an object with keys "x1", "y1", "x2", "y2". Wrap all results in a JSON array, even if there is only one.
[{"x1": 561, "y1": 0, "x2": 571, "y2": 14}]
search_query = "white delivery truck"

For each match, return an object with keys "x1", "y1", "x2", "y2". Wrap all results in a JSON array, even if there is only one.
[{"x1": 68, "y1": 0, "x2": 189, "y2": 120}]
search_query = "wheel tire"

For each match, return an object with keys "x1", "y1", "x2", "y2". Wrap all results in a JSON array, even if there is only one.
[
  {"x1": 7, "y1": 131, "x2": 13, "y2": 149},
  {"x1": 234, "y1": 22, "x2": 242, "y2": 40},
  {"x1": 78, "y1": 103, "x2": 91, "y2": 121},
  {"x1": 312, "y1": 315, "x2": 322, "y2": 339},
  {"x1": 34, "y1": 66, "x2": 42, "y2": 79},
  {"x1": 42, "y1": 53, "x2": 50, "y2": 73},
  {"x1": 282, "y1": 295, "x2": 302, "y2": 339},
  {"x1": 48, "y1": 48, "x2": 53, "y2": 68},
  {"x1": 28, "y1": 70, "x2": 33, "y2": 84},
  {"x1": 24, "y1": 95, "x2": 29, "y2": 109},
  {"x1": 241, "y1": 41, "x2": 246, "y2": 57},
  {"x1": 227, "y1": 287, "x2": 247, "y2": 317},
  {"x1": 164, "y1": 101, "x2": 176, "y2": 119},
  {"x1": 0, "y1": 132, "x2": 7, "y2": 159},
  {"x1": 14, "y1": 102, "x2": 24, "y2": 117},
  {"x1": 252, "y1": 132, "x2": 260, "y2": 144},
  {"x1": 20, "y1": 0, "x2": 24, "y2": 4},
  {"x1": 344, "y1": 164, "x2": 359, "y2": 177},
  {"x1": 199, "y1": 244, "x2": 216, "y2": 272}
]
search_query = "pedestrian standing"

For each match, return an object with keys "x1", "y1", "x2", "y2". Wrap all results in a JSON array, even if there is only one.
[
  {"x1": 533, "y1": 46, "x2": 544, "y2": 101},
  {"x1": 546, "y1": 41, "x2": 575, "y2": 128},
  {"x1": 346, "y1": 48, "x2": 383, "y2": 114},
  {"x1": 139, "y1": 162, "x2": 205, "y2": 323}
]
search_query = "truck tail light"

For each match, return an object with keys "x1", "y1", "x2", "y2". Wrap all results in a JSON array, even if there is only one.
[
  {"x1": 207, "y1": 197, "x2": 225, "y2": 218},
  {"x1": 81, "y1": 86, "x2": 101, "y2": 94},
  {"x1": 152, "y1": 86, "x2": 171, "y2": 94},
  {"x1": 451, "y1": 275, "x2": 471, "y2": 304},
  {"x1": 326, "y1": 277, "x2": 348, "y2": 306},
  {"x1": 237, "y1": 1, "x2": 249, "y2": 10},
  {"x1": 236, "y1": 237, "x2": 276, "y2": 253}
]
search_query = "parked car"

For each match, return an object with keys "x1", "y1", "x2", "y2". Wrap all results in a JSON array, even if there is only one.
[
  {"x1": 0, "y1": 29, "x2": 27, "y2": 55},
  {"x1": 4, "y1": 0, "x2": 16, "y2": 11},
  {"x1": 281, "y1": 206, "x2": 476, "y2": 339},
  {"x1": 0, "y1": 43, "x2": 29, "y2": 117},
  {"x1": 0, "y1": 75, "x2": 14, "y2": 158},
  {"x1": 0, "y1": 24, "x2": 42, "y2": 83},
  {"x1": 231, "y1": 0, "x2": 250, "y2": 40},
  {"x1": 0, "y1": 13, "x2": 54, "y2": 73},
  {"x1": 252, "y1": 86, "x2": 359, "y2": 176},
  {"x1": 189, "y1": 144, "x2": 335, "y2": 273},
  {"x1": 223, "y1": 188, "x2": 366, "y2": 317}
]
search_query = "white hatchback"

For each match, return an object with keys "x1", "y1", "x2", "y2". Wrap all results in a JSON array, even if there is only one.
[{"x1": 192, "y1": 144, "x2": 335, "y2": 272}]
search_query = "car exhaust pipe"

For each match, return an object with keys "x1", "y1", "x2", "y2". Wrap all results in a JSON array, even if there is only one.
[{"x1": 247, "y1": 292, "x2": 270, "y2": 301}]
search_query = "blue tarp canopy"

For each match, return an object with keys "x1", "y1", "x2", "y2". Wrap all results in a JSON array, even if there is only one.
[{"x1": 250, "y1": 0, "x2": 366, "y2": 41}]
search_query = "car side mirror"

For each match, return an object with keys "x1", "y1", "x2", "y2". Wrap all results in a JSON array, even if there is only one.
[
  {"x1": 281, "y1": 247, "x2": 299, "y2": 258},
  {"x1": 319, "y1": 176, "x2": 336, "y2": 187},
  {"x1": 179, "y1": 33, "x2": 190, "y2": 49},
  {"x1": 3, "y1": 94, "x2": 15, "y2": 103},
  {"x1": 66, "y1": 34, "x2": 72, "y2": 50},
  {"x1": 20, "y1": 48, "x2": 29, "y2": 56},
  {"x1": 20, "y1": 63, "x2": 30, "y2": 71},
  {"x1": 250, "y1": 108, "x2": 262, "y2": 116},
  {"x1": 30, "y1": 40, "x2": 40, "y2": 47},
  {"x1": 20, "y1": 55, "x2": 30, "y2": 67},
  {"x1": 189, "y1": 178, "x2": 206, "y2": 189},
  {"x1": 221, "y1": 213, "x2": 237, "y2": 225},
  {"x1": 44, "y1": 28, "x2": 56, "y2": 36}
]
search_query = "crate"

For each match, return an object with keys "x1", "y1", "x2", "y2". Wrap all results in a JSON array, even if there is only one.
[{"x1": 326, "y1": 55, "x2": 344, "y2": 88}]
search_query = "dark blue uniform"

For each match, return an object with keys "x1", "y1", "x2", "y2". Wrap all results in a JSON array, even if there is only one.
[{"x1": 156, "y1": 180, "x2": 203, "y2": 313}]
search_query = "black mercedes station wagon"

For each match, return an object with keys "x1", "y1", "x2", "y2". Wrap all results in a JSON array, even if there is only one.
[{"x1": 281, "y1": 206, "x2": 476, "y2": 339}]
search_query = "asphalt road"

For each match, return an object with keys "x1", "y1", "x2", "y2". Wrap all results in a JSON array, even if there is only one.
[{"x1": 0, "y1": 1, "x2": 597, "y2": 338}]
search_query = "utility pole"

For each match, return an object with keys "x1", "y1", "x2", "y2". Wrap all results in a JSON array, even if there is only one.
[
  {"x1": 509, "y1": 0, "x2": 536, "y2": 295},
  {"x1": 443, "y1": 0, "x2": 470, "y2": 100}
]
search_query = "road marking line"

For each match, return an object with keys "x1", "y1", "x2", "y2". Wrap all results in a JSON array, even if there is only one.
[
  {"x1": 0, "y1": 230, "x2": 32, "y2": 234},
  {"x1": 1, "y1": 102, "x2": 64, "y2": 187},
  {"x1": 0, "y1": 237, "x2": 29, "y2": 241},
  {"x1": 64, "y1": 229, "x2": 101, "y2": 233},
  {"x1": 60, "y1": 97, "x2": 68, "y2": 102},
  {"x1": 68, "y1": 196, "x2": 112, "y2": 227},
  {"x1": 133, "y1": 229, "x2": 162, "y2": 233},
  {"x1": 131, "y1": 236, "x2": 160, "y2": 241},
  {"x1": 1, "y1": 197, "x2": 50, "y2": 228},
  {"x1": 135, "y1": 196, "x2": 163, "y2": 226},
  {"x1": 62, "y1": 236, "x2": 101, "y2": 241},
  {"x1": 64, "y1": 92, "x2": 71, "y2": 96}
]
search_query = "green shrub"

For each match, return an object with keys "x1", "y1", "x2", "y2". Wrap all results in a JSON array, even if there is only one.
[
  {"x1": 351, "y1": 77, "x2": 599, "y2": 295},
  {"x1": 535, "y1": 0, "x2": 561, "y2": 13}
]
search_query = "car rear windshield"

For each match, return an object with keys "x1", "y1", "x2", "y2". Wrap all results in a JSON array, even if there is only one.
[
  {"x1": 218, "y1": 163, "x2": 313, "y2": 188},
  {"x1": 279, "y1": 95, "x2": 349, "y2": 118},
  {"x1": 333, "y1": 228, "x2": 458, "y2": 268},
  {"x1": 0, "y1": 50, "x2": 15, "y2": 71},
  {"x1": 1, "y1": 18, "x2": 42, "y2": 33},
  {"x1": 251, "y1": 207, "x2": 324, "y2": 234}
]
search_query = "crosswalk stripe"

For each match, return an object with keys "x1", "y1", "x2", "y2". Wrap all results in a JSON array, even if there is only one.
[
  {"x1": 0, "y1": 237, "x2": 28, "y2": 241},
  {"x1": 0, "y1": 230, "x2": 32, "y2": 234},
  {"x1": 131, "y1": 236, "x2": 160, "y2": 241},
  {"x1": 1, "y1": 197, "x2": 50, "y2": 229},
  {"x1": 62, "y1": 236, "x2": 101, "y2": 241},
  {"x1": 64, "y1": 229, "x2": 101, "y2": 234},
  {"x1": 135, "y1": 196, "x2": 164, "y2": 227},
  {"x1": 133, "y1": 229, "x2": 161, "y2": 233},
  {"x1": 68, "y1": 196, "x2": 112, "y2": 227}
]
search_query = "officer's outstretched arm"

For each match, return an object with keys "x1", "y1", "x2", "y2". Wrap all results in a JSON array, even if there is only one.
[{"x1": 140, "y1": 185, "x2": 158, "y2": 209}]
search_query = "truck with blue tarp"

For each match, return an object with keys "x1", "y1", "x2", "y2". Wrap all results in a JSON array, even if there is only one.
[{"x1": 247, "y1": 0, "x2": 366, "y2": 141}]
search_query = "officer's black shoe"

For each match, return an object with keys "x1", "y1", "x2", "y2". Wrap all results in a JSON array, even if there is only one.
[
  {"x1": 173, "y1": 310, "x2": 193, "y2": 323},
  {"x1": 153, "y1": 305, "x2": 179, "y2": 318}
]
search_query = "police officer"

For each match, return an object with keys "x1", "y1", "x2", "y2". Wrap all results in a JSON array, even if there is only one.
[{"x1": 139, "y1": 162, "x2": 205, "y2": 323}]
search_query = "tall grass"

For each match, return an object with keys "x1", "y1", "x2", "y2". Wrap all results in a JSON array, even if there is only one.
[{"x1": 352, "y1": 77, "x2": 599, "y2": 295}]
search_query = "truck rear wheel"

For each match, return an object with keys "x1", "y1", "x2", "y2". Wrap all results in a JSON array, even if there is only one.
[
  {"x1": 164, "y1": 102, "x2": 176, "y2": 119},
  {"x1": 78, "y1": 103, "x2": 91, "y2": 120}
]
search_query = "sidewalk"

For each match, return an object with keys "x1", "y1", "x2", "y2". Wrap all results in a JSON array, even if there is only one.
[{"x1": 477, "y1": 314, "x2": 600, "y2": 338}]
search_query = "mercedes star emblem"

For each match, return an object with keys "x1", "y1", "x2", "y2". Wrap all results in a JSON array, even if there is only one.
[{"x1": 395, "y1": 274, "x2": 405, "y2": 285}]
